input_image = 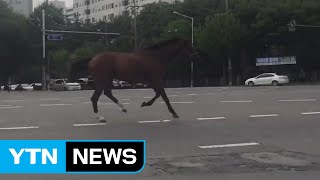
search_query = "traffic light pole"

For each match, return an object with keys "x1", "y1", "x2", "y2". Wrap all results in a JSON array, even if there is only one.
[
  {"x1": 42, "y1": 10, "x2": 46, "y2": 90},
  {"x1": 41, "y1": 10, "x2": 120, "y2": 91}
]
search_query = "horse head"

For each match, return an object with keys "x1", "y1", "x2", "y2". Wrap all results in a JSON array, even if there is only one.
[{"x1": 178, "y1": 39, "x2": 195, "y2": 58}]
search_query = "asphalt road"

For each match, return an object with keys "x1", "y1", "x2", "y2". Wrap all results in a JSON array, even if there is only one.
[{"x1": 1, "y1": 85, "x2": 320, "y2": 179}]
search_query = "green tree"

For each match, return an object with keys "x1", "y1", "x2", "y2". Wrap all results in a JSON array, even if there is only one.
[
  {"x1": 0, "y1": 0, "x2": 34, "y2": 83},
  {"x1": 197, "y1": 13, "x2": 246, "y2": 85},
  {"x1": 136, "y1": 2, "x2": 183, "y2": 46}
]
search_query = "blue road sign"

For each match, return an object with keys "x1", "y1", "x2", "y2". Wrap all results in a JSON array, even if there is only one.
[{"x1": 47, "y1": 34, "x2": 63, "y2": 41}]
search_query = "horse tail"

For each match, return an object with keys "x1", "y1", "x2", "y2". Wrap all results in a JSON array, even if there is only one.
[{"x1": 69, "y1": 57, "x2": 92, "y2": 82}]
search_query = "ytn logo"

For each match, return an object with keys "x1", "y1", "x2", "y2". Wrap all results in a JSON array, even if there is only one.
[{"x1": 9, "y1": 148, "x2": 58, "y2": 165}]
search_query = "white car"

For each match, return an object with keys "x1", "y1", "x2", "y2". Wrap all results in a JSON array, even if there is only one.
[
  {"x1": 245, "y1": 73, "x2": 289, "y2": 86},
  {"x1": 49, "y1": 79, "x2": 81, "y2": 91}
]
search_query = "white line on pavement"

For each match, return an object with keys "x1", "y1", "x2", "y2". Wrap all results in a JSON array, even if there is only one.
[
  {"x1": 168, "y1": 95, "x2": 179, "y2": 97},
  {"x1": 159, "y1": 102, "x2": 194, "y2": 104},
  {"x1": 0, "y1": 126, "x2": 39, "y2": 130},
  {"x1": 82, "y1": 102, "x2": 130, "y2": 105},
  {"x1": 2, "y1": 100, "x2": 24, "y2": 102},
  {"x1": 197, "y1": 117, "x2": 226, "y2": 121},
  {"x1": 0, "y1": 106, "x2": 23, "y2": 110},
  {"x1": 220, "y1": 100, "x2": 253, "y2": 103},
  {"x1": 250, "y1": 114, "x2": 279, "y2": 118},
  {"x1": 0, "y1": 105, "x2": 11, "y2": 107},
  {"x1": 40, "y1": 103, "x2": 72, "y2": 107},
  {"x1": 301, "y1": 112, "x2": 320, "y2": 115},
  {"x1": 199, "y1": 142, "x2": 260, "y2": 149},
  {"x1": 40, "y1": 98, "x2": 61, "y2": 101},
  {"x1": 73, "y1": 123, "x2": 107, "y2": 127},
  {"x1": 186, "y1": 94, "x2": 198, "y2": 96},
  {"x1": 138, "y1": 120, "x2": 171, "y2": 124},
  {"x1": 278, "y1": 99, "x2": 317, "y2": 102}
]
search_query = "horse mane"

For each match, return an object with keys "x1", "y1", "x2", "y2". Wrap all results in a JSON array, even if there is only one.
[{"x1": 143, "y1": 38, "x2": 183, "y2": 51}]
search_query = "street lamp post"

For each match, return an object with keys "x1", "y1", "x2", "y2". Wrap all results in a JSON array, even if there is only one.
[{"x1": 173, "y1": 11, "x2": 194, "y2": 88}]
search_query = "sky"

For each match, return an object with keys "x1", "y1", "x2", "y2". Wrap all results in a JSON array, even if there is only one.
[{"x1": 33, "y1": 0, "x2": 73, "y2": 9}]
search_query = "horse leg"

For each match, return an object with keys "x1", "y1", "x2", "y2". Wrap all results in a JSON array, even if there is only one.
[
  {"x1": 91, "y1": 88, "x2": 104, "y2": 121},
  {"x1": 159, "y1": 87, "x2": 179, "y2": 119},
  {"x1": 104, "y1": 88, "x2": 127, "y2": 113},
  {"x1": 141, "y1": 88, "x2": 160, "y2": 107}
]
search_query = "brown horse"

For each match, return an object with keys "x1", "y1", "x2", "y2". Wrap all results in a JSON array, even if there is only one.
[{"x1": 73, "y1": 38, "x2": 194, "y2": 121}]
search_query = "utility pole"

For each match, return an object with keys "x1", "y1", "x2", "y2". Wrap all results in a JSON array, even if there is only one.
[
  {"x1": 126, "y1": 4, "x2": 143, "y2": 49},
  {"x1": 42, "y1": 9, "x2": 46, "y2": 90},
  {"x1": 226, "y1": 0, "x2": 232, "y2": 86},
  {"x1": 133, "y1": 0, "x2": 137, "y2": 49},
  {"x1": 173, "y1": 11, "x2": 194, "y2": 87}
]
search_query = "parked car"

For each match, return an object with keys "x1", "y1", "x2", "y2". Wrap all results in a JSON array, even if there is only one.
[
  {"x1": 75, "y1": 78, "x2": 94, "y2": 90},
  {"x1": 245, "y1": 73, "x2": 289, "y2": 86},
  {"x1": 31, "y1": 83, "x2": 42, "y2": 90},
  {"x1": 134, "y1": 83, "x2": 148, "y2": 88},
  {"x1": 112, "y1": 79, "x2": 132, "y2": 89},
  {"x1": 1, "y1": 84, "x2": 17, "y2": 91},
  {"x1": 15, "y1": 84, "x2": 34, "y2": 91},
  {"x1": 49, "y1": 79, "x2": 81, "y2": 91}
]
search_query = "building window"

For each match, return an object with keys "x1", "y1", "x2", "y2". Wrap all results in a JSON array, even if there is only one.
[
  {"x1": 108, "y1": 3, "x2": 114, "y2": 9},
  {"x1": 85, "y1": 9, "x2": 91, "y2": 14},
  {"x1": 108, "y1": 13, "x2": 114, "y2": 20},
  {"x1": 122, "y1": 0, "x2": 129, "y2": 6}
]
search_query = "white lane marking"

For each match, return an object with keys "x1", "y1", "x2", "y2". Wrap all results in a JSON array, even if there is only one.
[
  {"x1": 186, "y1": 94, "x2": 198, "y2": 96},
  {"x1": 73, "y1": 123, "x2": 107, "y2": 127},
  {"x1": 138, "y1": 120, "x2": 171, "y2": 124},
  {"x1": 197, "y1": 117, "x2": 226, "y2": 121},
  {"x1": 0, "y1": 106, "x2": 23, "y2": 110},
  {"x1": 301, "y1": 112, "x2": 320, "y2": 115},
  {"x1": 199, "y1": 142, "x2": 260, "y2": 149},
  {"x1": 168, "y1": 95, "x2": 178, "y2": 97},
  {"x1": 250, "y1": 114, "x2": 279, "y2": 118},
  {"x1": 0, "y1": 126, "x2": 39, "y2": 130},
  {"x1": 0, "y1": 105, "x2": 11, "y2": 107},
  {"x1": 159, "y1": 102, "x2": 194, "y2": 104},
  {"x1": 120, "y1": 99, "x2": 130, "y2": 101},
  {"x1": 278, "y1": 99, "x2": 317, "y2": 102},
  {"x1": 40, "y1": 103, "x2": 73, "y2": 107},
  {"x1": 40, "y1": 98, "x2": 61, "y2": 101},
  {"x1": 2, "y1": 100, "x2": 24, "y2": 102},
  {"x1": 82, "y1": 102, "x2": 130, "y2": 105},
  {"x1": 220, "y1": 100, "x2": 253, "y2": 103}
]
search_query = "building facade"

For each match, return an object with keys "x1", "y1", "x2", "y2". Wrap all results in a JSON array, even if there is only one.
[
  {"x1": 72, "y1": 0, "x2": 182, "y2": 23},
  {"x1": 49, "y1": 0, "x2": 66, "y2": 10},
  {"x1": 3, "y1": 0, "x2": 33, "y2": 17}
]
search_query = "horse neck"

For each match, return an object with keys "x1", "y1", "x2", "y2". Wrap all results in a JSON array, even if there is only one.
[{"x1": 146, "y1": 43, "x2": 181, "y2": 64}]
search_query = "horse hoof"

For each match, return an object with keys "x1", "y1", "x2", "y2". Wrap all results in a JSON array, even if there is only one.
[
  {"x1": 122, "y1": 109, "x2": 127, "y2": 113},
  {"x1": 96, "y1": 116, "x2": 105, "y2": 121},
  {"x1": 99, "y1": 119, "x2": 106, "y2": 123},
  {"x1": 173, "y1": 114, "x2": 179, "y2": 119},
  {"x1": 141, "y1": 102, "x2": 147, "y2": 107}
]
